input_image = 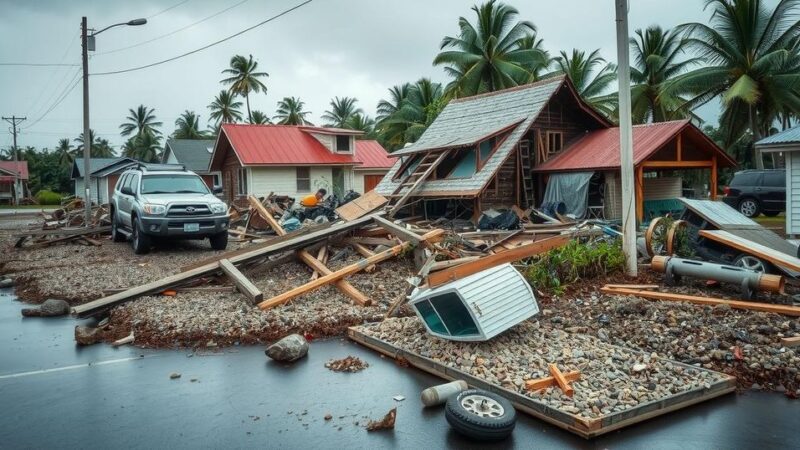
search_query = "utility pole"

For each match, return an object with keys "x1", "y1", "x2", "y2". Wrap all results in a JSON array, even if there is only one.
[
  {"x1": 2, "y1": 115, "x2": 26, "y2": 205},
  {"x1": 614, "y1": 0, "x2": 638, "y2": 277},
  {"x1": 81, "y1": 16, "x2": 92, "y2": 225}
]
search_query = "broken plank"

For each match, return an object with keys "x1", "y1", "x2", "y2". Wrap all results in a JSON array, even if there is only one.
[
  {"x1": 780, "y1": 336, "x2": 800, "y2": 348},
  {"x1": 344, "y1": 237, "x2": 398, "y2": 247},
  {"x1": 426, "y1": 235, "x2": 570, "y2": 288},
  {"x1": 699, "y1": 229, "x2": 800, "y2": 273},
  {"x1": 604, "y1": 284, "x2": 660, "y2": 290},
  {"x1": 258, "y1": 229, "x2": 444, "y2": 310},
  {"x1": 429, "y1": 256, "x2": 481, "y2": 272},
  {"x1": 310, "y1": 246, "x2": 328, "y2": 280},
  {"x1": 601, "y1": 286, "x2": 800, "y2": 317},
  {"x1": 373, "y1": 216, "x2": 422, "y2": 244},
  {"x1": 248, "y1": 195, "x2": 283, "y2": 235},
  {"x1": 548, "y1": 364, "x2": 574, "y2": 397},
  {"x1": 526, "y1": 370, "x2": 581, "y2": 391},
  {"x1": 297, "y1": 249, "x2": 370, "y2": 306},
  {"x1": 12, "y1": 225, "x2": 111, "y2": 238},
  {"x1": 335, "y1": 190, "x2": 388, "y2": 221},
  {"x1": 102, "y1": 286, "x2": 236, "y2": 295},
  {"x1": 350, "y1": 242, "x2": 376, "y2": 273},
  {"x1": 219, "y1": 259, "x2": 263, "y2": 304}
]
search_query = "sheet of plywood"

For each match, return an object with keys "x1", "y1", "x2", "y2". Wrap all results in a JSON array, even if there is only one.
[{"x1": 335, "y1": 190, "x2": 388, "y2": 221}]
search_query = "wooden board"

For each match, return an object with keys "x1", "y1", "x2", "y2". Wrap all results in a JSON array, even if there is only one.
[
  {"x1": 373, "y1": 216, "x2": 422, "y2": 244},
  {"x1": 347, "y1": 327, "x2": 735, "y2": 439},
  {"x1": 780, "y1": 336, "x2": 800, "y2": 348},
  {"x1": 601, "y1": 286, "x2": 800, "y2": 317},
  {"x1": 219, "y1": 258, "x2": 263, "y2": 303},
  {"x1": 699, "y1": 229, "x2": 800, "y2": 273},
  {"x1": 335, "y1": 190, "x2": 388, "y2": 221}
]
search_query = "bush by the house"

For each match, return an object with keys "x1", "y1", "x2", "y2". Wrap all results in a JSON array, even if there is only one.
[{"x1": 35, "y1": 190, "x2": 63, "y2": 205}]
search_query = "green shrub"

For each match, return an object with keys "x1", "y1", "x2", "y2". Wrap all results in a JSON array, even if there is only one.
[
  {"x1": 525, "y1": 238, "x2": 625, "y2": 295},
  {"x1": 35, "y1": 189, "x2": 64, "y2": 205}
]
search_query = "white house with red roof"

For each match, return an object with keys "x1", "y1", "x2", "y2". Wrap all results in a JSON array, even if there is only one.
[
  {"x1": 208, "y1": 123, "x2": 393, "y2": 205},
  {"x1": 0, "y1": 161, "x2": 30, "y2": 205}
]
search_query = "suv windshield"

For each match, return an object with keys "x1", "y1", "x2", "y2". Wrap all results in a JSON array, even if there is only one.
[{"x1": 140, "y1": 175, "x2": 209, "y2": 194}]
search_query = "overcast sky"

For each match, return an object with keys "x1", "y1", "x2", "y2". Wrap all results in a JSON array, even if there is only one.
[{"x1": 1, "y1": 0, "x2": 724, "y2": 151}]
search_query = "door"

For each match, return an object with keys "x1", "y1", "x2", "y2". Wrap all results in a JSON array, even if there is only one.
[
  {"x1": 761, "y1": 171, "x2": 786, "y2": 211},
  {"x1": 119, "y1": 174, "x2": 139, "y2": 227},
  {"x1": 363, "y1": 174, "x2": 383, "y2": 193},
  {"x1": 332, "y1": 167, "x2": 345, "y2": 196}
]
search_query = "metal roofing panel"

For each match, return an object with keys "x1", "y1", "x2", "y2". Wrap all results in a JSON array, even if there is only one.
[
  {"x1": 756, "y1": 125, "x2": 800, "y2": 147},
  {"x1": 221, "y1": 123, "x2": 361, "y2": 166},
  {"x1": 679, "y1": 198, "x2": 761, "y2": 228},
  {"x1": 354, "y1": 140, "x2": 394, "y2": 169},
  {"x1": 0, "y1": 161, "x2": 29, "y2": 179},
  {"x1": 164, "y1": 139, "x2": 216, "y2": 172}
]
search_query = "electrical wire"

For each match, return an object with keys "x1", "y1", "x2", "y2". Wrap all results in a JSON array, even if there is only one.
[
  {"x1": 0, "y1": 63, "x2": 79, "y2": 67},
  {"x1": 91, "y1": 0, "x2": 313, "y2": 76},
  {"x1": 95, "y1": 0, "x2": 249, "y2": 56},
  {"x1": 25, "y1": 32, "x2": 80, "y2": 118},
  {"x1": 147, "y1": 0, "x2": 191, "y2": 19},
  {"x1": 22, "y1": 70, "x2": 82, "y2": 130}
]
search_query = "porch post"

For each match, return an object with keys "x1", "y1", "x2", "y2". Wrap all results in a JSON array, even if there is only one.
[
  {"x1": 710, "y1": 155, "x2": 718, "y2": 200},
  {"x1": 635, "y1": 166, "x2": 644, "y2": 222}
]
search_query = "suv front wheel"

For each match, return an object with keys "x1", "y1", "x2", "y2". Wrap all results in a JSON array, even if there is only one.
[
  {"x1": 131, "y1": 216, "x2": 151, "y2": 255},
  {"x1": 738, "y1": 198, "x2": 761, "y2": 218}
]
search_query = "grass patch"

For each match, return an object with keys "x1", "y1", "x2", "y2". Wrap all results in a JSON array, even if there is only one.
[{"x1": 525, "y1": 238, "x2": 625, "y2": 296}]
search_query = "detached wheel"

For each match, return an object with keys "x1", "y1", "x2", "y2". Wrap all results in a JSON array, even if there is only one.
[
  {"x1": 209, "y1": 232, "x2": 228, "y2": 250},
  {"x1": 131, "y1": 216, "x2": 151, "y2": 255},
  {"x1": 111, "y1": 212, "x2": 125, "y2": 242},
  {"x1": 445, "y1": 389, "x2": 516, "y2": 441},
  {"x1": 733, "y1": 254, "x2": 770, "y2": 273},
  {"x1": 738, "y1": 198, "x2": 761, "y2": 218}
]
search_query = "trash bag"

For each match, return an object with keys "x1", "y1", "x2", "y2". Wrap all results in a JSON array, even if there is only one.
[
  {"x1": 342, "y1": 190, "x2": 360, "y2": 205},
  {"x1": 282, "y1": 217, "x2": 302, "y2": 232},
  {"x1": 477, "y1": 210, "x2": 519, "y2": 230}
]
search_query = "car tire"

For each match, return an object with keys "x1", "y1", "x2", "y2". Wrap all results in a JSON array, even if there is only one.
[
  {"x1": 445, "y1": 389, "x2": 516, "y2": 441},
  {"x1": 111, "y1": 211, "x2": 126, "y2": 242},
  {"x1": 738, "y1": 198, "x2": 761, "y2": 218},
  {"x1": 131, "y1": 216, "x2": 151, "y2": 255},
  {"x1": 209, "y1": 231, "x2": 228, "y2": 250},
  {"x1": 733, "y1": 254, "x2": 771, "y2": 274},
  {"x1": 762, "y1": 210, "x2": 781, "y2": 217}
]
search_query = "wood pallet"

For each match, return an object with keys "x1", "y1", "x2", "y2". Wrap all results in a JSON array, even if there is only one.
[{"x1": 347, "y1": 327, "x2": 736, "y2": 439}]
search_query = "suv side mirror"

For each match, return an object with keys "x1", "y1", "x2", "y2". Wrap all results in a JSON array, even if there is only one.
[
  {"x1": 213, "y1": 186, "x2": 223, "y2": 194},
  {"x1": 120, "y1": 186, "x2": 134, "y2": 196}
]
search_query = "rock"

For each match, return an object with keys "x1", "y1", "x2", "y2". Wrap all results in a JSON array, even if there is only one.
[
  {"x1": 324, "y1": 413, "x2": 332, "y2": 421},
  {"x1": 632, "y1": 363, "x2": 647, "y2": 372},
  {"x1": 40, "y1": 299, "x2": 71, "y2": 316},
  {"x1": 75, "y1": 325, "x2": 100, "y2": 345},
  {"x1": 265, "y1": 334, "x2": 309, "y2": 362},
  {"x1": 170, "y1": 372, "x2": 181, "y2": 379}
]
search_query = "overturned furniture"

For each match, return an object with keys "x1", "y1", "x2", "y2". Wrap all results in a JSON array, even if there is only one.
[
  {"x1": 651, "y1": 255, "x2": 785, "y2": 300},
  {"x1": 409, "y1": 263, "x2": 539, "y2": 342}
]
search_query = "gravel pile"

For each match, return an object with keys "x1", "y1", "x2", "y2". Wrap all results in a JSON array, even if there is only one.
[
  {"x1": 357, "y1": 317, "x2": 732, "y2": 419},
  {"x1": 325, "y1": 356, "x2": 369, "y2": 372}
]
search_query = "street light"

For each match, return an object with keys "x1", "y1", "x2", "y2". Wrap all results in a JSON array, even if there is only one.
[{"x1": 81, "y1": 16, "x2": 146, "y2": 226}]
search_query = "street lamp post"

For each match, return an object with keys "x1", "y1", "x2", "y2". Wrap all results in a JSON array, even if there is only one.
[{"x1": 81, "y1": 16, "x2": 146, "y2": 226}]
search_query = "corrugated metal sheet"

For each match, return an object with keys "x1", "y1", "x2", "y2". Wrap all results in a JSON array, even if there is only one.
[
  {"x1": 756, "y1": 125, "x2": 800, "y2": 147},
  {"x1": 0, "y1": 161, "x2": 28, "y2": 179},
  {"x1": 679, "y1": 198, "x2": 761, "y2": 228},
  {"x1": 221, "y1": 123, "x2": 361, "y2": 166},
  {"x1": 409, "y1": 263, "x2": 538, "y2": 341},
  {"x1": 354, "y1": 140, "x2": 394, "y2": 169}
]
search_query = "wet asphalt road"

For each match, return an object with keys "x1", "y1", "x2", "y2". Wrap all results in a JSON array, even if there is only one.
[{"x1": 0, "y1": 287, "x2": 797, "y2": 449}]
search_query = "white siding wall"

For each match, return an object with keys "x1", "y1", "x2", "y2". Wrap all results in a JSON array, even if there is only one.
[
  {"x1": 74, "y1": 177, "x2": 104, "y2": 204},
  {"x1": 310, "y1": 133, "x2": 334, "y2": 151},
  {"x1": 249, "y1": 166, "x2": 353, "y2": 198},
  {"x1": 789, "y1": 152, "x2": 800, "y2": 235}
]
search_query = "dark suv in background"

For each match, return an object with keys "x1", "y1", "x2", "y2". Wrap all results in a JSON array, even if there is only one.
[{"x1": 722, "y1": 169, "x2": 785, "y2": 218}]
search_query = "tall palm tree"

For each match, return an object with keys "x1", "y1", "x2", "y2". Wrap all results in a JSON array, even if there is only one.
[
  {"x1": 55, "y1": 138, "x2": 73, "y2": 166},
  {"x1": 629, "y1": 26, "x2": 701, "y2": 124},
  {"x1": 321, "y1": 97, "x2": 362, "y2": 128},
  {"x1": 173, "y1": 110, "x2": 207, "y2": 139},
  {"x1": 274, "y1": 96, "x2": 313, "y2": 125},
  {"x1": 433, "y1": 0, "x2": 549, "y2": 98},
  {"x1": 119, "y1": 104, "x2": 162, "y2": 138},
  {"x1": 95, "y1": 138, "x2": 115, "y2": 158},
  {"x1": 346, "y1": 113, "x2": 376, "y2": 139},
  {"x1": 249, "y1": 110, "x2": 271, "y2": 125},
  {"x1": 376, "y1": 78, "x2": 446, "y2": 150},
  {"x1": 208, "y1": 90, "x2": 243, "y2": 124},
  {"x1": 554, "y1": 49, "x2": 618, "y2": 116},
  {"x1": 220, "y1": 54, "x2": 269, "y2": 122},
  {"x1": 122, "y1": 133, "x2": 161, "y2": 162},
  {"x1": 376, "y1": 83, "x2": 411, "y2": 123},
  {"x1": 515, "y1": 32, "x2": 552, "y2": 83},
  {"x1": 75, "y1": 130, "x2": 114, "y2": 158},
  {"x1": 666, "y1": 0, "x2": 800, "y2": 168}
]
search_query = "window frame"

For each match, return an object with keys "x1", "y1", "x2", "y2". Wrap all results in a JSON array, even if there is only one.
[
  {"x1": 296, "y1": 167, "x2": 311, "y2": 192},
  {"x1": 546, "y1": 131, "x2": 564, "y2": 156},
  {"x1": 335, "y1": 135, "x2": 352, "y2": 153},
  {"x1": 237, "y1": 167, "x2": 248, "y2": 196},
  {"x1": 212, "y1": 173, "x2": 222, "y2": 188}
]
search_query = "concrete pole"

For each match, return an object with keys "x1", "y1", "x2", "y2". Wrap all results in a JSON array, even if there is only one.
[
  {"x1": 81, "y1": 16, "x2": 92, "y2": 226},
  {"x1": 614, "y1": 0, "x2": 638, "y2": 276}
]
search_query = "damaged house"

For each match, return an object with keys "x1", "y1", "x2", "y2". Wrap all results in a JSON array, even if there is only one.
[{"x1": 375, "y1": 76, "x2": 735, "y2": 222}]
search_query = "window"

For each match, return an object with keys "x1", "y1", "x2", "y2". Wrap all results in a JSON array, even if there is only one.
[
  {"x1": 479, "y1": 138, "x2": 495, "y2": 164},
  {"x1": 430, "y1": 293, "x2": 479, "y2": 337},
  {"x1": 415, "y1": 300, "x2": 448, "y2": 335},
  {"x1": 446, "y1": 149, "x2": 477, "y2": 178},
  {"x1": 237, "y1": 167, "x2": 248, "y2": 195},
  {"x1": 763, "y1": 171, "x2": 785, "y2": 187},
  {"x1": 124, "y1": 174, "x2": 138, "y2": 194},
  {"x1": 116, "y1": 174, "x2": 129, "y2": 192},
  {"x1": 141, "y1": 175, "x2": 209, "y2": 194},
  {"x1": 546, "y1": 131, "x2": 563, "y2": 155},
  {"x1": 212, "y1": 173, "x2": 222, "y2": 188},
  {"x1": 296, "y1": 167, "x2": 311, "y2": 192},
  {"x1": 336, "y1": 135, "x2": 351, "y2": 152},
  {"x1": 395, "y1": 155, "x2": 422, "y2": 180},
  {"x1": 731, "y1": 172, "x2": 762, "y2": 187}
]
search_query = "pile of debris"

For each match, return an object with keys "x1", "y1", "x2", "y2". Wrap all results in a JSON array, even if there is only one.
[
  {"x1": 13, "y1": 196, "x2": 111, "y2": 249},
  {"x1": 325, "y1": 356, "x2": 369, "y2": 372}
]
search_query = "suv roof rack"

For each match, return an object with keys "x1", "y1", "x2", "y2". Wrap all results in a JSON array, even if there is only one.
[{"x1": 136, "y1": 162, "x2": 187, "y2": 172}]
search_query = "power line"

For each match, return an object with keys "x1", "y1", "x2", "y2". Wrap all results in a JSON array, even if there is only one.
[
  {"x1": 25, "y1": 32, "x2": 80, "y2": 118},
  {"x1": 148, "y1": 0, "x2": 191, "y2": 19},
  {"x1": 95, "y1": 0, "x2": 249, "y2": 56},
  {"x1": 91, "y1": 0, "x2": 313, "y2": 76},
  {"x1": 0, "y1": 63, "x2": 79, "y2": 67},
  {"x1": 22, "y1": 71, "x2": 82, "y2": 130}
]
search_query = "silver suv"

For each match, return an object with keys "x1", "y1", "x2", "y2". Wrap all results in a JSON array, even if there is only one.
[{"x1": 110, "y1": 163, "x2": 230, "y2": 254}]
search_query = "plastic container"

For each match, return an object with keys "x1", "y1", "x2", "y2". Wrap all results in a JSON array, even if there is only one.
[{"x1": 421, "y1": 380, "x2": 469, "y2": 407}]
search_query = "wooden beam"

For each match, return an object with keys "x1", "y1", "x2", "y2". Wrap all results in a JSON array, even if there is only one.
[
  {"x1": 676, "y1": 133, "x2": 682, "y2": 161},
  {"x1": 297, "y1": 250, "x2": 370, "y2": 305},
  {"x1": 429, "y1": 256, "x2": 481, "y2": 272},
  {"x1": 780, "y1": 336, "x2": 800, "y2": 348},
  {"x1": 640, "y1": 160, "x2": 713, "y2": 168},
  {"x1": 373, "y1": 216, "x2": 422, "y2": 244},
  {"x1": 526, "y1": 370, "x2": 580, "y2": 391},
  {"x1": 310, "y1": 246, "x2": 328, "y2": 280},
  {"x1": 426, "y1": 235, "x2": 570, "y2": 288},
  {"x1": 699, "y1": 229, "x2": 800, "y2": 273},
  {"x1": 219, "y1": 258, "x2": 263, "y2": 303},
  {"x1": 13, "y1": 225, "x2": 111, "y2": 238},
  {"x1": 710, "y1": 155, "x2": 718, "y2": 200},
  {"x1": 248, "y1": 195, "x2": 283, "y2": 234},
  {"x1": 258, "y1": 229, "x2": 444, "y2": 310},
  {"x1": 350, "y1": 242, "x2": 376, "y2": 273},
  {"x1": 344, "y1": 237, "x2": 398, "y2": 247},
  {"x1": 548, "y1": 364, "x2": 574, "y2": 397},
  {"x1": 600, "y1": 286, "x2": 800, "y2": 317},
  {"x1": 635, "y1": 166, "x2": 644, "y2": 223}
]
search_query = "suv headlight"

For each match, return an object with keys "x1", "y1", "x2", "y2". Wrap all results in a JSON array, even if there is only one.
[
  {"x1": 142, "y1": 204, "x2": 167, "y2": 215},
  {"x1": 209, "y1": 203, "x2": 227, "y2": 214}
]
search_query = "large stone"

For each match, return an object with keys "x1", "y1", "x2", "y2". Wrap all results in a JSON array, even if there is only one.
[
  {"x1": 21, "y1": 299, "x2": 71, "y2": 317},
  {"x1": 75, "y1": 325, "x2": 101, "y2": 346},
  {"x1": 0, "y1": 278, "x2": 14, "y2": 288},
  {"x1": 265, "y1": 334, "x2": 309, "y2": 362}
]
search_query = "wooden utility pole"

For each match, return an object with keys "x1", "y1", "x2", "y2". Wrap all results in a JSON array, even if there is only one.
[
  {"x1": 81, "y1": 16, "x2": 92, "y2": 225},
  {"x1": 2, "y1": 115, "x2": 26, "y2": 205}
]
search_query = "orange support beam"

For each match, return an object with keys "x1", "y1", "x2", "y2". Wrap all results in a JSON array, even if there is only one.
[
  {"x1": 676, "y1": 133, "x2": 682, "y2": 161},
  {"x1": 710, "y1": 155, "x2": 718, "y2": 200},
  {"x1": 635, "y1": 166, "x2": 644, "y2": 223}
]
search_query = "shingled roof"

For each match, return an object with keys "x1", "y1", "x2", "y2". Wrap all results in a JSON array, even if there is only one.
[{"x1": 163, "y1": 139, "x2": 216, "y2": 173}]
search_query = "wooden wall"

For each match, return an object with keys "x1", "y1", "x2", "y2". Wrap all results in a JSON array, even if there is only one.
[{"x1": 480, "y1": 151, "x2": 518, "y2": 211}]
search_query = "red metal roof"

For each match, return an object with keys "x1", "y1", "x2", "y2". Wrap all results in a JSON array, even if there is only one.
[
  {"x1": 354, "y1": 140, "x2": 393, "y2": 169},
  {"x1": 534, "y1": 120, "x2": 736, "y2": 172},
  {"x1": 220, "y1": 123, "x2": 361, "y2": 166},
  {"x1": 0, "y1": 161, "x2": 29, "y2": 179}
]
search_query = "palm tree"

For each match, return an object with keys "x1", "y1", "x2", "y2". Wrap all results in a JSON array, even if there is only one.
[
  {"x1": 274, "y1": 96, "x2": 313, "y2": 125},
  {"x1": 376, "y1": 84, "x2": 411, "y2": 123},
  {"x1": 119, "y1": 104, "x2": 162, "y2": 138},
  {"x1": 95, "y1": 138, "x2": 115, "y2": 158},
  {"x1": 433, "y1": 0, "x2": 549, "y2": 98},
  {"x1": 666, "y1": 0, "x2": 800, "y2": 168},
  {"x1": 55, "y1": 138, "x2": 73, "y2": 166},
  {"x1": 208, "y1": 90, "x2": 243, "y2": 124},
  {"x1": 122, "y1": 134, "x2": 161, "y2": 162},
  {"x1": 346, "y1": 113, "x2": 376, "y2": 139},
  {"x1": 376, "y1": 78, "x2": 446, "y2": 150},
  {"x1": 249, "y1": 110, "x2": 271, "y2": 125},
  {"x1": 220, "y1": 54, "x2": 269, "y2": 122},
  {"x1": 515, "y1": 32, "x2": 552, "y2": 83},
  {"x1": 554, "y1": 49, "x2": 618, "y2": 116},
  {"x1": 173, "y1": 110, "x2": 207, "y2": 139},
  {"x1": 629, "y1": 26, "x2": 701, "y2": 124},
  {"x1": 321, "y1": 97, "x2": 362, "y2": 128}
]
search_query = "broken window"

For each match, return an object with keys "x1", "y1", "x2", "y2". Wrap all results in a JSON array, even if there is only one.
[
  {"x1": 430, "y1": 293, "x2": 479, "y2": 337},
  {"x1": 395, "y1": 154, "x2": 422, "y2": 180},
  {"x1": 437, "y1": 148, "x2": 476, "y2": 179}
]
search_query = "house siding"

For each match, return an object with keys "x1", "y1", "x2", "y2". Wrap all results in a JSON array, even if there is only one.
[
  {"x1": 480, "y1": 150, "x2": 518, "y2": 210},
  {"x1": 221, "y1": 148, "x2": 245, "y2": 206},
  {"x1": 249, "y1": 166, "x2": 353, "y2": 199},
  {"x1": 74, "y1": 176, "x2": 108, "y2": 204},
  {"x1": 789, "y1": 152, "x2": 800, "y2": 235}
]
